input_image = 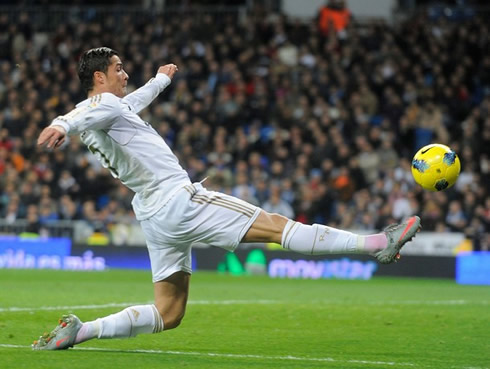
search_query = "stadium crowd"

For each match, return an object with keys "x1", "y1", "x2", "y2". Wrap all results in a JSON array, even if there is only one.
[{"x1": 0, "y1": 4, "x2": 489, "y2": 249}]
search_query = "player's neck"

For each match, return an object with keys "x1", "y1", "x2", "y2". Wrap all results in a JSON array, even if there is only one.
[
  {"x1": 88, "y1": 88, "x2": 105, "y2": 98},
  {"x1": 88, "y1": 84, "x2": 114, "y2": 98}
]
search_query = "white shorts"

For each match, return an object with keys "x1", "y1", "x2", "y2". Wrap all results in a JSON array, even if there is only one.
[{"x1": 140, "y1": 182, "x2": 261, "y2": 282}]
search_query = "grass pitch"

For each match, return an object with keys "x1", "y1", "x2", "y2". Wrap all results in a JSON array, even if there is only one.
[{"x1": 0, "y1": 268, "x2": 488, "y2": 369}]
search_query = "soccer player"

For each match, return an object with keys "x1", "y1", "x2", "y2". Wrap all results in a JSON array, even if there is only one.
[{"x1": 33, "y1": 47, "x2": 421, "y2": 350}]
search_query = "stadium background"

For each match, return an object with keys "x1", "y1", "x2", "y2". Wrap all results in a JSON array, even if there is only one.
[
  {"x1": 0, "y1": 2, "x2": 490, "y2": 369},
  {"x1": 0, "y1": 0, "x2": 489, "y2": 282}
]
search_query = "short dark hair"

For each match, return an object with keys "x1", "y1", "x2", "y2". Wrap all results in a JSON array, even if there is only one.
[{"x1": 78, "y1": 47, "x2": 119, "y2": 94}]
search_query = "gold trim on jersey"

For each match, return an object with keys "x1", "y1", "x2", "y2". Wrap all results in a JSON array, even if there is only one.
[
  {"x1": 89, "y1": 94, "x2": 102, "y2": 107},
  {"x1": 182, "y1": 184, "x2": 197, "y2": 196},
  {"x1": 124, "y1": 309, "x2": 133, "y2": 337},
  {"x1": 282, "y1": 221, "x2": 297, "y2": 250},
  {"x1": 286, "y1": 222, "x2": 301, "y2": 250},
  {"x1": 152, "y1": 305, "x2": 164, "y2": 333},
  {"x1": 191, "y1": 194, "x2": 255, "y2": 218},
  {"x1": 311, "y1": 224, "x2": 320, "y2": 255},
  {"x1": 194, "y1": 194, "x2": 256, "y2": 215}
]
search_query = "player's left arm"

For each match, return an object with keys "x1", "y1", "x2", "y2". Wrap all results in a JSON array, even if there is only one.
[
  {"x1": 37, "y1": 125, "x2": 67, "y2": 149},
  {"x1": 122, "y1": 64, "x2": 178, "y2": 114},
  {"x1": 38, "y1": 93, "x2": 121, "y2": 149}
]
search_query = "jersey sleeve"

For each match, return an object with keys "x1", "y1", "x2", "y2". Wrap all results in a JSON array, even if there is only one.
[
  {"x1": 121, "y1": 73, "x2": 171, "y2": 114},
  {"x1": 50, "y1": 93, "x2": 121, "y2": 135}
]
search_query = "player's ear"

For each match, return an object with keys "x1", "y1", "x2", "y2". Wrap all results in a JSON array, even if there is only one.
[{"x1": 94, "y1": 71, "x2": 106, "y2": 85}]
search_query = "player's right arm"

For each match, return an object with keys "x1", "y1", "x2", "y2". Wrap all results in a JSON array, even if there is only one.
[
  {"x1": 37, "y1": 93, "x2": 121, "y2": 149},
  {"x1": 122, "y1": 64, "x2": 178, "y2": 114}
]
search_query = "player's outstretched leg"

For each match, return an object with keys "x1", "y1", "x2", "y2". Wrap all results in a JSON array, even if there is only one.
[
  {"x1": 279, "y1": 214, "x2": 421, "y2": 263},
  {"x1": 32, "y1": 314, "x2": 82, "y2": 350},
  {"x1": 374, "y1": 216, "x2": 421, "y2": 264}
]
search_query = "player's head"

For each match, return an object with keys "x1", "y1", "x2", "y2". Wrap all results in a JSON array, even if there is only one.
[{"x1": 78, "y1": 47, "x2": 129, "y2": 97}]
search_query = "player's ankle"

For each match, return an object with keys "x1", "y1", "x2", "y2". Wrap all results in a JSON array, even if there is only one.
[{"x1": 359, "y1": 233, "x2": 388, "y2": 253}]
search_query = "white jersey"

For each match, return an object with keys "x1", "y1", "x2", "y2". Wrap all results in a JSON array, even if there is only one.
[{"x1": 51, "y1": 73, "x2": 191, "y2": 220}]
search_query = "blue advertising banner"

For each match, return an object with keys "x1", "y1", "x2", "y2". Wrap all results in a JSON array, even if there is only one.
[
  {"x1": 0, "y1": 236, "x2": 72, "y2": 269},
  {"x1": 0, "y1": 238, "x2": 151, "y2": 271},
  {"x1": 456, "y1": 252, "x2": 490, "y2": 285},
  {"x1": 70, "y1": 245, "x2": 151, "y2": 270}
]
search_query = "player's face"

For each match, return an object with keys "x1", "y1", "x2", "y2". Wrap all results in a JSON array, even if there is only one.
[{"x1": 105, "y1": 55, "x2": 129, "y2": 97}]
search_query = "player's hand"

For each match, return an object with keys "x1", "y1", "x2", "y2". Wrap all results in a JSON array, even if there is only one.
[
  {"x1": 37, "y1": 125, "x2": 67, "y2": 149},
  {"x1": 157, "y1": 64, "x2": 178, "y2": 79}
]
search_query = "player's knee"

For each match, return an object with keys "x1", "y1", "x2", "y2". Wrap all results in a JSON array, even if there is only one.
[
  {"x1": 162, "y1": 309, "x2": 186, "y2": 330},
  {"x1": 155, "y1": 302, "x2": 186, "y2": 330}
]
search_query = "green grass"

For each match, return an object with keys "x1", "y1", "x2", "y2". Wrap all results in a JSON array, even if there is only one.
[{"x1": 0, "y1": 269, "x2": 489, "y2": 369}]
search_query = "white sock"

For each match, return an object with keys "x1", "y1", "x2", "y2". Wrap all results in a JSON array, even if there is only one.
[
  {"x1": 281, "y1": 220, "x2": 363, "y2": 255},
  {"x1": 75, "y1": 304, "x2": 164, "y2": 343}
]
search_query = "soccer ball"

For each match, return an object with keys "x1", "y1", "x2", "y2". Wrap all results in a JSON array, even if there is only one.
[{"x1": 411, "y1": 144, "x2": 461, "y2": 191}]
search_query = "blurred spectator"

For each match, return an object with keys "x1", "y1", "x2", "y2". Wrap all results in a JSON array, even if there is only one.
[
  {"x1": 355, "y1": 137, "x2": 381, "y2": 185},
  {"x1": 421, "y1": 198, "x2": 444, "y2": 231},
  {"x1": 25, "y1": 204, "x2": 42, "y2": 235},
  {"x1": 317, "y1": 0, "x2": 351, "y2": 36},
  {"x1": 5, "y1": 197, "x2": 21, "y2": 224},
  {"x1": 446, "y1": 200, "x2": 468, "y2": 232},
  {"x1": 262, "y1": 183, "x2": 294, "y2": 219}
]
